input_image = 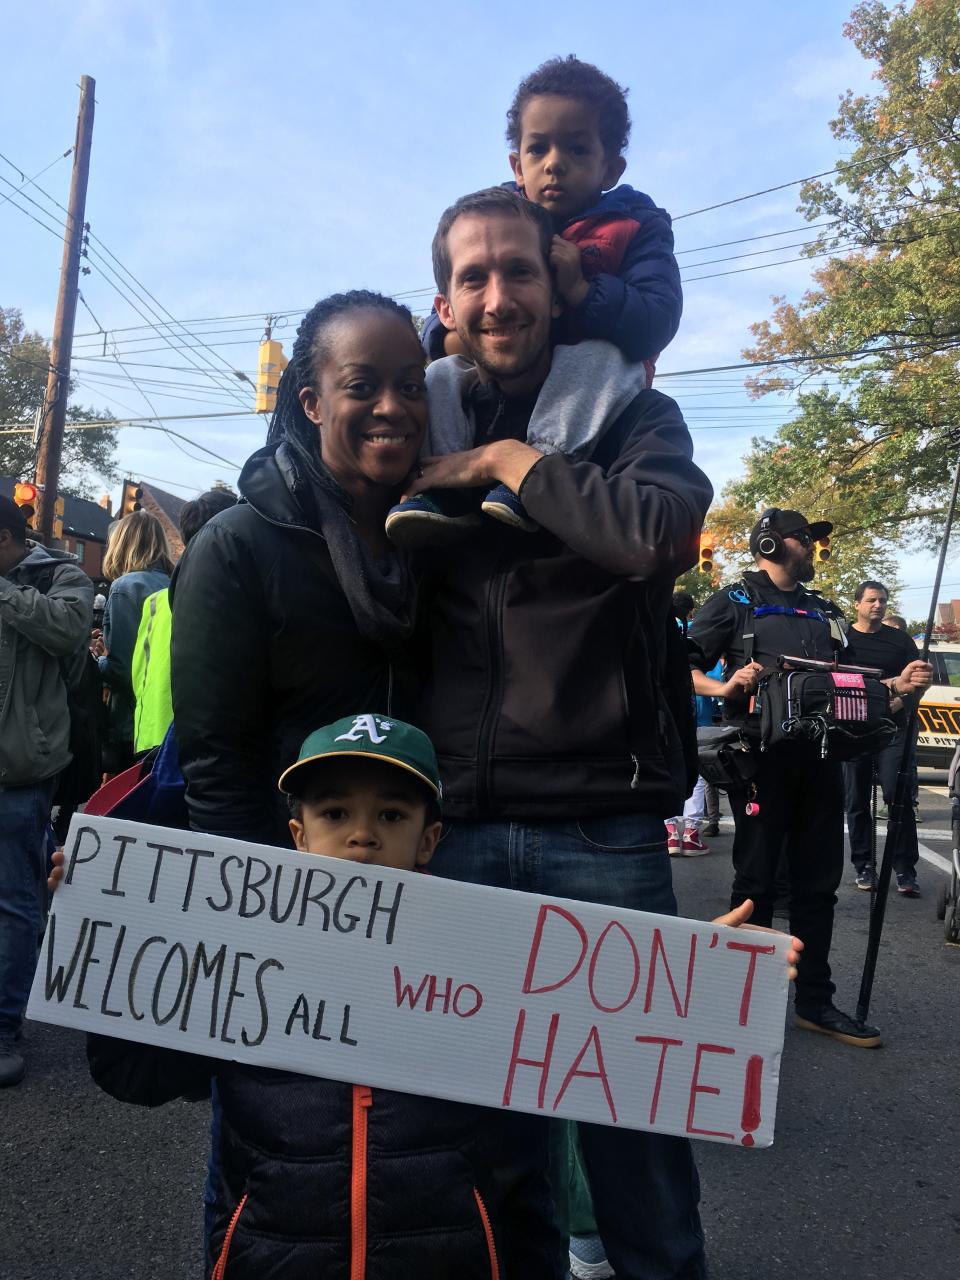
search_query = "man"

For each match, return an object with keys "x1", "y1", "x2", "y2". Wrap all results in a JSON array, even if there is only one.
[
  {"x1": 844, "y1": 581, "x2": 929, "y2": 895},
  {"x1": 0, "y1": 496, "x2": 93, "y2": 1086},
  {"x1": 408, "y1": 187, "x2": 713, "y2": 1280},
  {"x1": 687, "y1": 509, "x2": 931, "y2": 1050}
]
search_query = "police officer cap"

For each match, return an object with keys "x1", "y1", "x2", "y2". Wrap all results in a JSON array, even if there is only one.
[{"x1": 748, "y1": 508, "x2": 833, "y2": 556}]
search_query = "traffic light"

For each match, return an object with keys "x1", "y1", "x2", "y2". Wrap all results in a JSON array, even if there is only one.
[
  {"x1": 120, "y1": 480, "x2": 144, "y2": 517},
  {"x1": 13, "y1": 481, "x2": 38, "y2": 528},
  {"x1": 255, "y1": 339, "x2": 288, "y2": 413},
  {"x1": 53, "y1": 495, "x2": 65, "y2": 541},
  {"x1": 814, "y1": 535, "x2": 831, "y2": 562},
  {"x1": 698, "y1": 533, "x2": 714, "y2": 574}
]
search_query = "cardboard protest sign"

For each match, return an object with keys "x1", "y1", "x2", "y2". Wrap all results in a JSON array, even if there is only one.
[{"x1": 29, "y1": 814, "x2": 791, "y2": 1146}]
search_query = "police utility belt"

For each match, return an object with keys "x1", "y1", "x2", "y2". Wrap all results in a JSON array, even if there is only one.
[{"x1": 697, "y1": 589, "x2": 897, "y2": 786}]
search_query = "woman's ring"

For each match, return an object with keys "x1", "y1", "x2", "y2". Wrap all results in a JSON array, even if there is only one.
[{"x1": 417, "y1": 466, "x2": 424, "y2": 479}]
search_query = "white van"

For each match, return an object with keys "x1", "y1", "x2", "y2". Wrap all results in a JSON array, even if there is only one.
[{"x1": 917, "y1": 641, "x2": 960, "y2": 769}]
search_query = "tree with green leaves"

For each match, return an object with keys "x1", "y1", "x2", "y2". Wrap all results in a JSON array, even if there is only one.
[
  {"x1": 709, "y1": 0, "x2": 960, "y2": 606},
  {"x1": 0, "y1": 305, "x2": 117, "y2": 497}
]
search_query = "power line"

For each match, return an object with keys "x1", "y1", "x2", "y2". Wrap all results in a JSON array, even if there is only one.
[
  {"x1": 672, "y1": 146, "x2": 911, "y2": 221},
  {"x1": 0, "y1": 147, "x2": 72, "y2": 212},
  {"x1": 0, "y1": 151, "x2": 254, "y2": 408}
]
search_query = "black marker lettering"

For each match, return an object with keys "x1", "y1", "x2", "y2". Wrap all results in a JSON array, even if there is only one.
[
  {"x1": 179, "y1": 941, "x2": 228, "y2": 1038},
  {"x1": 151, "y1": 942, "x2": 189, "y2": 1026},
  {"x1": 100, "y1": 924, "x2": 128, "y2": 1017},
  {"x1": 127, "y1": 935, "x2": 166, "y2": 1021},
  {"x1": 367, "y1": 880, "x2": 404, "y2": 944},
  {"x1": 220, "y1": 951, "x2": 256, "y2": 1044},
  {"x1": 44, "y1": 914, "x2": 89, "y2": 1002},
  {"x1": 73, "y1": 919, "x2": 113, "y2": 1009},
  {"x1": 334, "y1": 875, "x2": 365, "y2": 933},
  {"x1": 180, "y1": 847, "x2": 215, "y2": 912},
  {"x1": 297, "y1": 866, "x2": 335, "y2": 928},
  {"x1": 102, "y1": 834, "x2": 137, "y2": 898},
  {"x1": 242, "y1": 958, "x2": 284, "y2": 1047},
  {"x1": 65, "y1": 827, "x2": 100, "y2": 885},
  {"x1": 147, "y1": 843, "x2": 183, "y2": 904},
  {"x1": 206, "y1": 854, "x2": 242, "y2": 913}
]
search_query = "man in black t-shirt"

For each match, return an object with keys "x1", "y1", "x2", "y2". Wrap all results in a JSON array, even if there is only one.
[{"x1": 843, "y1": 581, "x2": 932, "y2": 896}]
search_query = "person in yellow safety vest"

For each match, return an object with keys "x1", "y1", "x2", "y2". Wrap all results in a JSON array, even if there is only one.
[{"x1": 132, "y1": 489, "x2": 237, "y2": 754}]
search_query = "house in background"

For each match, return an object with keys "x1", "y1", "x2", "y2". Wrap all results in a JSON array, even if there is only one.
[{"x1": 0, "y1": 476, "x2": 113, "y2": 580}]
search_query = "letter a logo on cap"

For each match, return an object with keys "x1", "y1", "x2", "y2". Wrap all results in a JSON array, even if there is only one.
[{"x1": 335, "y1": 714, "x2": 392, "y2": 745}]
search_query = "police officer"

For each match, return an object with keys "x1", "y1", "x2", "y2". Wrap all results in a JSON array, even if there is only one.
[{"x1": 688, "y1": 509, "x2": 882, "y2": 1047}]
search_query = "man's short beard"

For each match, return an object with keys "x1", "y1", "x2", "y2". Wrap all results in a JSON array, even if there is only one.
[{"x1": 795, "y1": 558, "x2": 816, "y2": 583}]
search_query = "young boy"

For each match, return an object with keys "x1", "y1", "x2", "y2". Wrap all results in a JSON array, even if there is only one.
[
  {"x1": 387, "y1": 55, "x2": 682, "y2": 546},
  {"x1": 81, "y1": 715, "x2": 565, "y2": 1280}
]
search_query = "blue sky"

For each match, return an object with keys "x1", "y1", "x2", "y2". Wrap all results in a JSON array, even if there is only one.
[{"x1": 1, "y1": 0, "x2": 942, "y2": 609}]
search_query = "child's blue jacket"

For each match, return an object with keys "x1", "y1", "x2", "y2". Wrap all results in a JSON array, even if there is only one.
[{"x1": 422, "y1": 182, "x2": 682, "y2": 366}]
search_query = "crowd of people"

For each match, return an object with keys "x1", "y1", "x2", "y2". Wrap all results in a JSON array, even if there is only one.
[{"x1": 0, "y1": 53, "x2": 936, "y2": 1280}]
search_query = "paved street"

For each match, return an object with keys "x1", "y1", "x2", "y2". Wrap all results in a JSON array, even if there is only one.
[{"x1": 2, "y1": 779, "x2": 958, "y2": 1280}]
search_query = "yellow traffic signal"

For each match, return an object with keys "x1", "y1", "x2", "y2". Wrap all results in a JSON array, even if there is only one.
[
  {"x1": 121, "y1": 481, "x2": 144, "y2": 517},
  {"x1": 698, "y1": 534, "x2": 714, "y2": 574},
  {"x1": 255, "y1": 339, "x2": 288, "y2": 413},
  {"x1": 13, "y1": 481, "x2": 38, "y2": 528},
  {"x1": 815, "y1": 536, "x2": 831, "y2": 562}
]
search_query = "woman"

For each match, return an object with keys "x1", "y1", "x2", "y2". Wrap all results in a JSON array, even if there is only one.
[
  {"x1": 170, "y1": 290, "x2": 428, "y2": 847},
  {"x1": 98, "y1": 509, "x2": 174, "y2": 773},
  {"x1": 168, "y1": 291, "x2": 560, "y2": 1276}
]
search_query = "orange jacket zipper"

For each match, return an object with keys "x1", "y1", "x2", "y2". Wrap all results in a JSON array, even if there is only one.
[
  {"x1": 210, "y1": 1192, "x2": 248, "y2": 1280},
  {"x1": 351, "y1": 1085, "x2": 373, "y2": 1280},
  {"x1": 473, "y1": 1187, "x2": 501, "y2": 1280}
]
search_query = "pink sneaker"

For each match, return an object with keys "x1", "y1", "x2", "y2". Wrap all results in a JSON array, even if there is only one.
[
  {"x1": 681, "y1": 827, "x2": 710, "y2": 856},
  {"x1": 665, "y1": 820, "x2": 682, "y2": 856}
]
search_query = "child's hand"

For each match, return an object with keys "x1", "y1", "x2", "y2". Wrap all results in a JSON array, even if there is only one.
[
  {"x1": 712, "y1": 899, "x2": 804, "y2": 982},
  {"x1": 48, "y1": 848, "x2": 66, "y2": 893},
  {"x1": 550, "y1": 235, "x2": 589, "y2": 308}
]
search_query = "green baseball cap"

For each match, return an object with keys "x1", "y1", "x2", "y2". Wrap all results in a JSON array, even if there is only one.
[{"x1": 278, "y1": 714, "x2": 442, "y2": 805}]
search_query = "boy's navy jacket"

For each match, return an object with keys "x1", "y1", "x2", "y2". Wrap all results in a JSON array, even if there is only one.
[
  {"x1": 422, "y1": 182, "x2": 682, "y2": 367},
  {"x1": 86, "y1": 1034, "x2": 564, "y2": 1279}
]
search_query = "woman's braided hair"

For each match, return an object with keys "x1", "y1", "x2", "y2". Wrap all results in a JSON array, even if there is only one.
[{"x1": 266, "y1": 290, "x2": 420, "y2": 496}]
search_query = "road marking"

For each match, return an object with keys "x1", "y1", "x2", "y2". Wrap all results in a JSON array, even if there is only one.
[{"x1": 918, "y1": 843, "x2": 953, "y2": 875}]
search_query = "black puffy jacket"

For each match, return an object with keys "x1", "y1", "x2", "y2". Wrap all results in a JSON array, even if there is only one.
[
  {"x1": 416, "y1": 387, "x2": 711, "y2": 821},
  {"x1": 169, "y1": 445, "x2": 417, "y2": 847},
  {"x1": 87, "y1": 1035, "x2": 563, "y2": 1280}
]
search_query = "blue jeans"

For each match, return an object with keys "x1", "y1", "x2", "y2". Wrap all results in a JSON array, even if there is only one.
[
  {"x1": 433, "y1": 814, "x2": 707, "y2": 1280},
  {"x1": 0, "y1": 778, "x2": 55, "y2": 1046}
]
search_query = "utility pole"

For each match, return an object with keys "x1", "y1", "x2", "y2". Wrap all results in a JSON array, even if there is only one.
[{"x1": 34, "y1": 75, "x2": 95, "y2": 543}]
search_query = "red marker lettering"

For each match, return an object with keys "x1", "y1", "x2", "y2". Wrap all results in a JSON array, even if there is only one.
[
  {"x1": 501, "y1": 1009, "x2": 560, "y2": 1108},
  {"x1": 686, "y1": 1042, "x2": 735, "y2": 1141},
  {"x1": 587, "y1": 920, "x2": 641, "y2": 1013},
  {"x1": 552, "y1": 1025, "x2": 617, "y2": 1122},
  {"x1": 725, "y1": 940, "x2": 776, "y2": 1026},
  {"x1": 634, "y1": 1035, "x2": 684, "y2": 1124},
  {"x1": 643, "y1": 928, "x2": 698, "y2": 1018},
  {"x1": 741, "y1": 1054, "x2": 764, "y2": 1147},
  {"x1": 522, "y1": 905, "x2": 588, "y2": 995}
]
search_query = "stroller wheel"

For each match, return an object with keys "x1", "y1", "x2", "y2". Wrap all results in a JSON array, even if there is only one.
[{"x1": 936, "y1": 883, "x2": 949, "y2": 921}]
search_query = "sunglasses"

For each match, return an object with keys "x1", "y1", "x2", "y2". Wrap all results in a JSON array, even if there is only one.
[{"x1": 785, "y1": 530, "x2": 813, "y2": 547}]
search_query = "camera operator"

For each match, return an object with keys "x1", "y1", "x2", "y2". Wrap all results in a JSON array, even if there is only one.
[{"x1": 689, "y1": 509, "x2": 868, "y2": 1046}]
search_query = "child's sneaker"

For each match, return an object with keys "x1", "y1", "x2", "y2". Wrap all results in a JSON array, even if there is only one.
[
  {"x1": 665, "y1": 819, "x2": 682, "y2": 856},
  {"x1": 681, "y1": 826, "x2": 710, "y2": 856},
  {"x1": 481, "y1": 483, "x2": 539, "y2": 532},
  {"x1": 569, "y1": 1233, "x2": 614, "y2": 1280},
  {"x1": 385, "y1": 493, "x2": 481, "y2": 549}
]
